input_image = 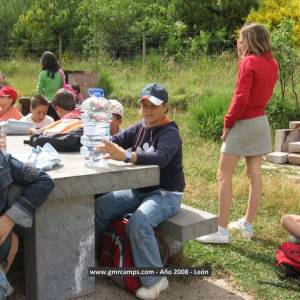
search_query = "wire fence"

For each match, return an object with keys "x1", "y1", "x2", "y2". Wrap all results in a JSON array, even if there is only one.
[{"x1": 0, "y1": 32, "x2": 236, "y2": 60}]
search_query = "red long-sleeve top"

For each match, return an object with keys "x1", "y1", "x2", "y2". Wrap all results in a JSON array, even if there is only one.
[{"x1": 224, "y1": 53, "x2": 278, "y2": 129}]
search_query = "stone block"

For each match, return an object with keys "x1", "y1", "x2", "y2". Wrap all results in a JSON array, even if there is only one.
[
  {"x1": 288, "y1": 142, "x2": 300, "y2": 153},
  {"x1": 288, "y1": 153, "x2": 300, "y2": 165},
  {"x1": 159, "y1": 204, "x2": 217, "y2": 242},
  {"x1": 274, "y1": 129, "x2": 300, "y2": 152},
  {"x1": 289, "y1": 121, "x2": 300, "y2": 129},
  {"x1": 266, "y1": 152, "x2": 289, "y2": 164},
  {"x1": 24, "y1": 196, "x2": 95, "y2": 300},
  {"x1": 7, "y1": 136, "x2": 160, "y2": 300}
]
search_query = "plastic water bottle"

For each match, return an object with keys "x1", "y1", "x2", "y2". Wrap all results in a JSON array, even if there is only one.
[
  {"x1": 80, "y1": 88, "x2": 112, "y2": 167},
  {"x1": 0, "y1": 126, "x2": 6, "y2": 153}
]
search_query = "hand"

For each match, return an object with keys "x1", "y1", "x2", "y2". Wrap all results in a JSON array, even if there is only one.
[
  {"x1": 28, "y1": 127, "x2": 38, "y2": 135},
  {"x1": 221, "y1": 127, "x2": 230, "y2": 142},
  {"x1": 0, "y1": 215, "x2": 15, "y2": 245},
  {"x1": 0, "y1": 137, "x2": 5, "y2": 151},
  {"x1": 96, "y1": 140, "x2": 126, "y2": 161}
]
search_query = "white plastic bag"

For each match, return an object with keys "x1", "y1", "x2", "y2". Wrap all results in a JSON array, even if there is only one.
[{"x1": 22, "y1": 143, "x2": 62, "y2": 170}]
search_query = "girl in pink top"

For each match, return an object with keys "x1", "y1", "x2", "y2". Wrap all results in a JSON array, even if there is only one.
[
  {"x1": 197, "y1": 23, "x2": 278, "y2": 244},
  {"x1": 0, "y1": 86, "x2": 23, "y2": 121}
]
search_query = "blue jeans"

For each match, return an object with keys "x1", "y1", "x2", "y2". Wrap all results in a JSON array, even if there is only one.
[
  {"x1": 95, "y1": 188, "x2": 182, "y2": 287},
  {"x1": 0, "y1": 269, "x2": 11, "y2": 299}
]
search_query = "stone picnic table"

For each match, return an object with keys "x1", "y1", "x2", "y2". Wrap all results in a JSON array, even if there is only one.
[{"x1": 7, "y1": 135, "x2": 159, "y2": 300}]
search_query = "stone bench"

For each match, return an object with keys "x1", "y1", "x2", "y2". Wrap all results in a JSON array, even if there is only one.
[
  {"x1": 159, "y1": 204, "x2": 217, "y2": 242},
  {"x1": 158, "y1": 204, "x2": 217, "y2": 258}
]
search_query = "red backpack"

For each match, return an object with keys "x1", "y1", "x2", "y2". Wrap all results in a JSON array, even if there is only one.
[
  {"x1": 99, "y1": 217, "x2": 169, "y2": 293},
  {"x1": 276, "y1": 241, "x2": 300, "y2": 278}
]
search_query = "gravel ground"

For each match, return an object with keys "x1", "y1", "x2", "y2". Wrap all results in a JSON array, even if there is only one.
[{"x1": 7, "y1": 251, "x2": 252, "y2": 300}]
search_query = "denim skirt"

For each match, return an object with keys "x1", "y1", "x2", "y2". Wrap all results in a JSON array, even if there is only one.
[{"x1": 221, "y1": 115, "x2": 272, "y2": 156}]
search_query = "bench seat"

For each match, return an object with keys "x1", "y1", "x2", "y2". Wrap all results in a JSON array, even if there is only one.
[{"x1": 159, "y1": 204, "x2": 218, "y2": 242}]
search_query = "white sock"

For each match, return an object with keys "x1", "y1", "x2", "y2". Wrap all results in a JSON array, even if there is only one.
[
  {"x1": 240, "y1": 218, "x2": 252, "y2": 227},
  {"x1": 218, "y1": 226, "x2": 228, "y2": 234}
]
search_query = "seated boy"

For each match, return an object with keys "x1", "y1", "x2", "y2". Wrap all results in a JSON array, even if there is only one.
[
  {"x1": 29, "y1": 88, "x2": 82, "y2": 135},
  {"x1": 0, "y1": 86, "x2": 23, "y2": 121},
  {"x1": 21, "y1": 95, "x2": 54, "y2": 129},
  {"x1": 109, "y1": 99, "x2": 124, "y2": 135},
  {"x1": 95, "y1": 83, "x2": 185, "y2": 300},
  {"x1": 0, "y1": 149, "x2": 54, "y2": 298},
  {"x1": 51, "y1": 88, "x2": 81, "y2": 120},
  {"x1": 281, "y1": 214, "x2": 300, "y2": 243}
]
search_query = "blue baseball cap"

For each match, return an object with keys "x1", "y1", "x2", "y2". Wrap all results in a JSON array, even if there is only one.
[{"x1": 139, "y1": 83, "x2": 168, "y2": 106}]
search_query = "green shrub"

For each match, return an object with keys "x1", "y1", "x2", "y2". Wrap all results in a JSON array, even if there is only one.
[
  {"x1": 111, "y1": 91, "x2": 137, "y2": 107},
  {"x1": 171, "y1": 93, "x2": 198, "y2": 111},
  {"x1": 188, "y1": 91, "x2": 231, "y2": 140},
  {"x1": 1, "y1": 59, "x2": 20, "y2": 75},
  {"x1": 146, "y1": 51, "x2": 166, "y2": 75},
  {"x1": 99, "y1": 70, "x2": 113, "y2": 97},
  {"x1": 267, "y1": 93, "x2": 300, "y2": 130}
]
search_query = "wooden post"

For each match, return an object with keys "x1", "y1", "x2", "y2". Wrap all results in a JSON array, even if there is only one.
[
  {"x1": 58, "y1": 35, "x2": 62, "y2": 59},
  {"x1": 142, "y1": 33, "x2": 146, "y2": 64}
]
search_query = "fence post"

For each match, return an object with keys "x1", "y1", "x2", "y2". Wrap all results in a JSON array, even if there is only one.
[
  {"x1": 142, "y1": 33, "x2": 146, "y2": 64},
  {"x1": 58, "y1": 35, "x2": 62, "y2": 59}
]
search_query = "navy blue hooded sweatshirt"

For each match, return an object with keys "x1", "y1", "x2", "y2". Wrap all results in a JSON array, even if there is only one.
[{"x1": 112, "y1": 120, "x2": 185, "y2": 193}]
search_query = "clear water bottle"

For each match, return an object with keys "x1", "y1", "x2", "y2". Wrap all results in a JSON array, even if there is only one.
[
  {"x1": 80, "y1": 88, "x2": 112, "y2": 167},
  {"x1": 0, "y1": 126, "x2": 6, "y2": 153}
]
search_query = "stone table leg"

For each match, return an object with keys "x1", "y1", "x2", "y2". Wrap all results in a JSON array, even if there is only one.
[{"x1": 23, "y1": 196, "x2": 95, "y2": 300}]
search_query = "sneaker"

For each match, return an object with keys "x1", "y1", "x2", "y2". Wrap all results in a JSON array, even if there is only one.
[
  {"x1": 288, "y1": 234, "x2": 300, "y2": 244},
  {"x1": 195, "y1": 227, "x2": 230, "y2": 244},
  {"x1": 136, "y1": 277, "x2": 168, "y2": 300},
  {"x1": 6, "y1": 285, "x2": 13, "y2": 297},
  {"x1": 228, "y1": 218, "x2": 253, "y2": 240}
]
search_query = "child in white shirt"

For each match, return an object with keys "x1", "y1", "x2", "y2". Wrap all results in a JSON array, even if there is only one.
[{"x1": 21, "y1": 95, "x2": 54, "y2": 129}]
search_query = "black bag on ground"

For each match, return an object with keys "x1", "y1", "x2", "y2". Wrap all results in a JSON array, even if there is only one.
[{"x1": 28, "y1": 128, "x2": 83, "y2": 152}]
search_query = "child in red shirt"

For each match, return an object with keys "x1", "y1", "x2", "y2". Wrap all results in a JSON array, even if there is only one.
[{"x1": 0, "y1": 86, "x2": 23, "y2": 121}]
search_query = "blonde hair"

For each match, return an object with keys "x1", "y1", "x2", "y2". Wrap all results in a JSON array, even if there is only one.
[{"x1": 240, "y1": 23, "x2": 272, "y2": 56}]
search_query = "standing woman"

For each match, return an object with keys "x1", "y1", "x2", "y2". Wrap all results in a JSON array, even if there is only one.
[
  {"x1": 197, "y1": 23, "x2": 278, "y2": 244},
  {"x1": 36, "y1": 51, "x2": 64, "y2": 120}
]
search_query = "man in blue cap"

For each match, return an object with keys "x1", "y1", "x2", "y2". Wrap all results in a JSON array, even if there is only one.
[{"x1": 95, "y1": 83, "x2": 185, "y2": 299}]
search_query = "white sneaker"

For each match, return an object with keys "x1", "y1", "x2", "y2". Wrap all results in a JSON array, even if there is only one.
[
  {"x1": 228, "y1": 218, "x2": 253, "y2": 240},
  {"x1": 7, "y1": 284, "x2": 14, "y2": 296},
  {"x1": 136, "y1": 277, "x2": 168, "y2": 300},
  {"x1": 195, "y1": 227, "x2": 230, "y2": 244}
]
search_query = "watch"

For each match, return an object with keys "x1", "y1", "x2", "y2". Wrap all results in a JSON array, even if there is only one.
[{"x1": 124, "y1": 150, "x2": 132, "y2": 163}]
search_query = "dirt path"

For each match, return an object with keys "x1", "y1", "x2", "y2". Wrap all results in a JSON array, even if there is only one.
[
  {"x1": 9, "y1": 271, "x2": 253, "y2": 300},
  {"x1": 79, "y1": 277, "x2": 253, "y2": 300}
]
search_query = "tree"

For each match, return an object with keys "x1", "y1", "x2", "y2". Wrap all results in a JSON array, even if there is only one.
[
  {"x1": 173, "y1": 0, "x2": 259, "y2": 53},
  {"x1": 271, "y1": 19, "x2": 299, "y2": 106},
  {"x1": 248, "y1": 0, "x2": 300, "y2": 106},
  {"x1": 11, "y1": 0, "x2": 81, "y2": 57},
  {"x1": 0, "y1": 0, "x2": 32, "y2": 58},
  {"x1": 247, "y1": 0, "x2": 300, "y2": 43},
  {"x1": 76, "y1": 0, "x2": 176, "y2": 58}
]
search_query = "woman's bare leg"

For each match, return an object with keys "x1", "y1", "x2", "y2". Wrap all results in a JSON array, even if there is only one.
[
  {"x1": 244, "y1": 155, "x2": 262, "y2": 224},
  {"x1": 218, "y1": 153, "x2": 240, "y2": 228}
]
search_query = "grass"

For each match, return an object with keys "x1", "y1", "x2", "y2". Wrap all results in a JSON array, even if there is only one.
[
  {"x1": 0, "y1": 53, "x2": 237, "y2": 107},
  {"x1": 2, "y1": 55, "x2": 300, "y2": 299}
]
